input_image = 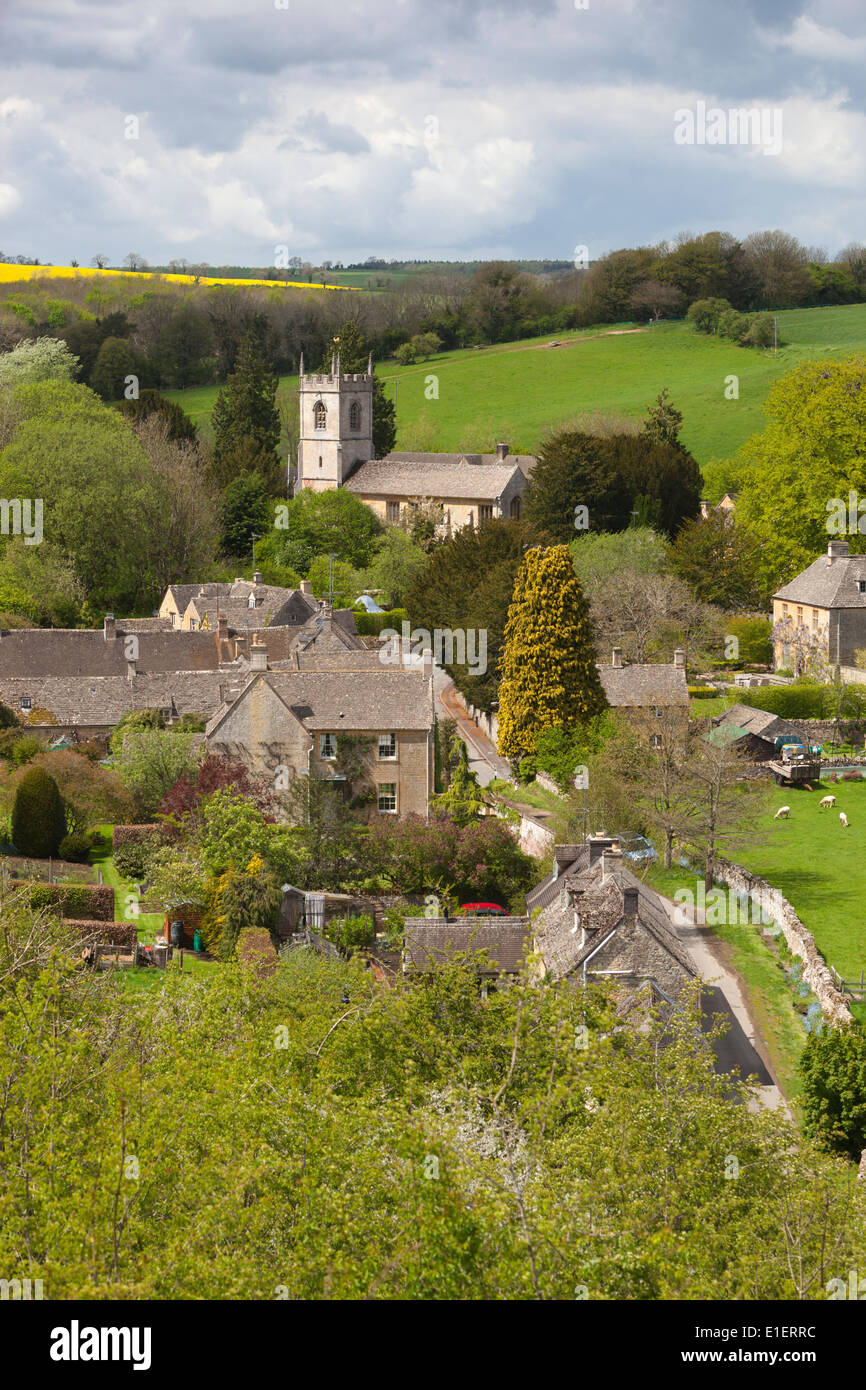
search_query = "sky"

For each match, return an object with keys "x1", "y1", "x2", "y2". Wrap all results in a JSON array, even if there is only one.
[{"x1": 0, "y1": 0, "x2": 864, "y2": 267}]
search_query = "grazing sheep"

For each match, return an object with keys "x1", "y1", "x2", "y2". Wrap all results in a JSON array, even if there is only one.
[
  {"x1": 840, "y1": 811, "x2": 850, "y2": 828},
  {"x1": 819, "y1": 795, "x2": 837, "y2": 809},
  {"x1": 774, "y1": 806, "x2": 791, "y2": 820}
]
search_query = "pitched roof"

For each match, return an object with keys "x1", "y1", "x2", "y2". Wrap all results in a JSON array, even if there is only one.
[
  {"x1": 525, "y1": 844, "x2": 592, "y2": 912},
  {"x1": 711, "y1": 702, "x2": 802, "y2": 742},
  {"x1": 206, "y1": 666, "x2": 433, "y2": 738},
  {"x1": 597, "y1": 662, "x2": 688, "y2": 707},
  {"x1": 343, "y1": 453, "x2": 527, "y2": 501},
  {"x1": 0, "y1": 628, "x2": 231, "y2": 677},
  {"x1": 535, "y1": 858, "x2": 698, "y2": 982},
  {"x1": 403, "y1": 918, "x2": 532, "y2": 975},
  {"x1": 774, "y1": 548, "x2": 866, "y2": 608},
  {"x1": 0, "y1": 669, "x2": 241, "y2": 726}
]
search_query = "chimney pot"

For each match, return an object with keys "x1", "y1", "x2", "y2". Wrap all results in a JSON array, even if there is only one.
[
  {"x1": 588, "y1": 835, "x2": 617, "y2": 865},
  {"x1": 611, "y1": 647, "x2": 622, "y2": 668},
  {"x1": 250, "y1": 639, "x2": 268, "y2": 672},
  {"x1": 496, "y1": 441, "x2": 509, "y2": 461},
  {"x1": 673, "y1": 648, "x2": 685, "y2": 669},
  {"x1": 300, "y1": 580, "x2": 313, "y2": 595},
  {"x1": 828, "y1": 539, "x2": 850, "y2": 563},
  {"x1": 253, "y1": 571, "x2": 263, "y2": 585}
]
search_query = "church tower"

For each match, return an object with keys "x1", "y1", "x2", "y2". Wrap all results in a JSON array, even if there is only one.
[{"x1": 296, "y1": 351, "x2": 374, "y2": 491}]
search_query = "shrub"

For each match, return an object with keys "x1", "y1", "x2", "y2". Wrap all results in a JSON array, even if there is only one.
[
  {"x1": 29, "y1": 883, "x2": 115, "y2": 920},
  {"x1": 11, "y1": 767, "x2": 67, "y2": 857},
  {"x1": 687, "y1": 685, "x2": 718, "y2": 697},
  {"x1": 59, "y1": 832, "x2": 93, "y2": 863},
  {"x1": 324, "y1": 913, "x2": 376, "y2": 951},
  {"x1": 841, "y1": 770, "x2": 864, "y2": 782},
  {"x1": 113, "y1": 841, "x2": 158, "y2": 880},
  {"x1": 112, "y1": 823, "x2": 161, "y2": 849},
  {"x1": 9, "y1": 734, "x2": 44, "y2": 765},
  {"x1": 353, "y1": 607, "x2": 408, "y2": 636}
]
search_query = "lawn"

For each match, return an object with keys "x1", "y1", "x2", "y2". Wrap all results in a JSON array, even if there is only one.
[
  {"x1": 731, "y1": 779, "x2": 866, "y2": 985},
  {"x1": 164, "y1": 303, "x2": 866, "y2": 466},
  {"x1": 89, "y1": 824, "x2": 165, "y2": 943}
]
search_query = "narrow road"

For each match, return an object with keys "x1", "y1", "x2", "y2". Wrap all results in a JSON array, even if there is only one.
[
  {"x1": 658, "y1": 890, "x2": 789, "y2": 1114},
  {"x1": 435, "y1": 671, "x2": 512, "y2": 786}
]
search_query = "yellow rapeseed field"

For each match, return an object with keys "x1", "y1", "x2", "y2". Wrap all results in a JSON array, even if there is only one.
[{"x1": 0, "y1": 264, "x2": 335, "y2": 291}]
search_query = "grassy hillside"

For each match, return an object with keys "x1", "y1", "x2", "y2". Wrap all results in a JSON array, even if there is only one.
[{"x1": 165, "y1": 304, "x2": 866, "y2": 466}]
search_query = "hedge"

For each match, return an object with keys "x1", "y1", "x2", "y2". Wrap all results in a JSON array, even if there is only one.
[
  {"x1": 353, "y1": 608, "x2": 408, "y2": 637},
  {"x1": 30, "y1": 882, "x2": 115, "y2": 920},
  {"x1": 112, "y1": 824, "x2": 160, "y2": 849},
  {"x1": 739, "y1": 683, "x2": 866, "y2": 721},
  {"x1": 66, "y1": 920, "x2": 139, "y2": 947},
  {"x1": 688, "y1": 686, "x2": 718, "y2": 697}
]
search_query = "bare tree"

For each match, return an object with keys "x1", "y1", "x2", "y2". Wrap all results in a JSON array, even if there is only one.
[{"x1": 91, "y1": 254, "x2": 109, "y2": 269}]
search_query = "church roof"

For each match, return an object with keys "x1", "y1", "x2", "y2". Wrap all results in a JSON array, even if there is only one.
[{"x1": 343, "y1": 452, "x2": 528, "y2": 501}]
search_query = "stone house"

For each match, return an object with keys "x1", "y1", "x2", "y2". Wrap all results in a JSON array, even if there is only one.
[
  {"x1": 205, "y1": 641, "x2": 435, "y2": 819},
  {"x1": 531, "y1": 838, "x2": 698, "y2": 1004},
  {"x1": 403, "y1": 917, "x2": 532, "y2": 978},
  {"x1": 772, "y1": 539, "x2": 866, "y2": 680},
  {"x1": 596, "y1": 648, "x2": 689, "y2": 743},
  {"x1": 293, "y1": 356, "x2": 530, "y2": 529}
]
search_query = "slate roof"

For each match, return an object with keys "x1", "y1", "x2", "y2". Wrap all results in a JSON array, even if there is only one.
[
  {"x1": 774, "y1": 546, "x2": 866, "y2": 608},
  {"x1": 403, "y1": 918, "x2": 532, "y2": 975},
  {"x1": 535, "y1": 858, "x2": 698, "y2": 982},
  {"x1": 206, "y1": 666, "x2": 433, "y2": 738},
  {"x1": 0, "y1": 669, "x2": 242, "y2": 726},
  {"x1": 525, "y1": 845, "x2": 592, "y2": 913},
  {"x1": 710, "y1": 703, "x2": 803, "y2": 743},
  {"x1": 597, "y1": 662, "x2": 688, "y2": 708},
  {"x1": 343, "y1": 453, "x2": 527, "y2": 501},
  {"x1": 0, "y1": 628, "x2": 232, "y2": 677}
]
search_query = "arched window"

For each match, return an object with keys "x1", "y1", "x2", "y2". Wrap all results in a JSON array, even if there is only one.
[
  {"x1": 313, "y1": 400, "x2": 326, "y2": 431},
  {"x1": 349, "y1": 400, "x2": 361, "y2": 432}
]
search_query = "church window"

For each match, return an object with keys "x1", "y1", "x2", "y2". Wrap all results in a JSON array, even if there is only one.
[
  {"x1": 318, "y1": 456, "x2": 322, "y2": 468},
  {"x1": 313, "y1": 400, "x2": 326, "y2": 430},
  {"x1": 349, "y1": 400, "x2": 361, "y2": 432},
  {"x1": 510, "y1": 497, "x2": 521, "y2": 519},
  {"x1": 479, "y1": 504, "x2": 494, "y2": 521}
]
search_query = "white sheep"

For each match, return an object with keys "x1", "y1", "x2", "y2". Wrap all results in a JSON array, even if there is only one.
[
  {"x1": 818, "y1": 795, "x2": 836, "y2": 809},
  {"x1": 774, "y1": 806, "x2": 790, "y2": 820},
  {"x1": 840, "y1": 811, "x2": 849, "y2": 828}
]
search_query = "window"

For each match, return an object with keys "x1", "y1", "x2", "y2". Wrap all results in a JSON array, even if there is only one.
[
  {"x1": 510, "y1": 497, "x2": 521, "y2": 519},
  {"x1": 378, "y1": 733, "x2": 397, "y2": 760},
  {"x1": 812, "y1": 608, "x2": 819, "y2": 628},
  {"x1": 796, "y1": 606, "x2": 803, "y2": 627},
  {"x1": 649, "y1": 733, "x2": 662, "y2": 749},
  {"x1": 320, "y1": 733, "x2": 336, "y2": 760},
  {"x1": 479, "y1": 504, "x2": 494, "y2": 521},
  {"x1": 378, "y1": 782, "x2": 397, "y2": 813},
  {"x1": 859, "y1": 581, "x2": 866, "y2": 595},
  {"x1": 189, "y1": 618, "x2": 198, "y2": 631},
  {"x1": 386, "y1": 500, "x2": 400, "y2": 523},
  {"x1": 20, "y1": 696, "x2": 31, "y2": 711},
  {"x1": 318, "y1": 456, "x2": 322, "y2": 469},
  {"x1": 313, "y1": 400, "x2": 326, "y2": 430},
  {"x1": 169, "y1": 612, "x2": 176, "y2": 628},
  {"x1": 782, "y1": 603, "x2": 788, "y2": 618},
  {"x1": 349, "y1": 400, "x2": 361, "y2": 432}
]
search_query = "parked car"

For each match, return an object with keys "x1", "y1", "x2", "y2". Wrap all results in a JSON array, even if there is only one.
[
  {"x1": 459, "y1": 902, "x2": 509, "y2": 916},
  {"x1": 618, "y1": 835, "x2": 657, "y2": 862}
]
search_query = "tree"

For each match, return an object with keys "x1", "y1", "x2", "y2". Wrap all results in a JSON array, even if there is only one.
[
  {"x1": 498, "y1": 544, "x2": 607, "y2": 762},
  {"x1": 682, "y1": 737, "x2": 766, "y2": 892},
  {"x1": 362, "y1": 528, "x2": 427, "y2": 608},
  {"x1": 122, "y1": 252, "x2": 148, "y2": 272},
  {"x1": 432, "y1": 737, "x2": 486, "y2": 826},
  {"x1": 0, "y1": 337, "x2": 79, "y2": 390},
  {"x1": 742, "y1": 230, "x2": 811, "y2": 307},
  {"x1": 524, "y1": 431, "x2": 633, "y2": 540},
  {"x1": 117, "y1": 730, "x2": 202, "y2": 818},
  {"x1": 667, "y1": 513, "x2": 767, "y2": 609},
  {"x1": 219, "y1": 473, "x2": 271, "y2": 558},
  {"x1": 11, "y1": 766, "x2": 67, "y2": 857},
  {"x1": 686, "y1": 297, "x2": 733, "y2": 334},
  {"x1": 801, "y1": 1025, "x2": 866, "y2": 1160},
  {"x1": 641, "y1": 387, "x2": 684, "y2": 450},
  {"x1": 604, "y1": 433, "x2": 702, "y2": 539},
  {"x1": 90, "y1": 254, "x2": 109, "y2": 270},
  {"x1": 90, "y1": 336, "x2": 138, "y2": 402},
  {"x1": 160, "y1": 754, "x2": 270, "y2": 825},
  {"x1": 210, "y1": 333, "x2": 280, "y2": 490},
  {"x1": 571, "y1": 527, "x2": 667, "y2": 591},
  {"x1": 116, "y1": 389, "x2": 197, "y2": 442},
  {"x1": 275, "y1": 487, "x2": 382, "y2": 568},
  {"x1": 630, "y1": 280, "x2": 683, "y2": 322}
]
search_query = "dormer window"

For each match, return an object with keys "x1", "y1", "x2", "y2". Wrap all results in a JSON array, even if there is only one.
[
  {"x1": 859, "y1": 581, "x2": 866, "y2": 595},
  {"x1": 20, "y1": 696, "x2": 31, "y2": 711},
  {"x1": 248, "y1": 593, "x2": 256, "y2": 608},
  {"x1": 313, "y1": 400, "x2": 326, "y2": 431},
  {"x1": 349, "y1": 400, "x2": 361, "y2": 432}
]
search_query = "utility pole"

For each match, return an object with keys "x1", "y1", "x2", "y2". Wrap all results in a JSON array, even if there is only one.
[{"x1": 773, "y1": 317, "x2": 778, "y2": 355}]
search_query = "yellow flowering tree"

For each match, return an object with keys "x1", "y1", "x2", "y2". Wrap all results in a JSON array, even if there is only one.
[{"x1": 497, "y1": 544, "x2": 607, "y2": 763}]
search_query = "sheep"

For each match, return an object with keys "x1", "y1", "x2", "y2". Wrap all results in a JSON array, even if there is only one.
[
  {"x1": 840, "y1": 811, "x2": 850, "y2": 828},
  {"x1": 774, "y1": 806, "x2": 791, "y2": 820},
  {"x1": 818, "y1": 795, "x2": 837, "y2": 809}
]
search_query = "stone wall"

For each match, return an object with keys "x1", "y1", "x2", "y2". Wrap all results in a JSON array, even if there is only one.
[
  {"x1": 447, "y1": 685, "x2": 500, "y2": 745},
  {"x1": 518, "y1": 813, "x2": 555, "y2": 858},
  {"x1": 797, "y1": 718, "x2": 865, "y2": 746},
  {"x1": 714, "y1": 857, "x2": 854, "y2": 1027}
]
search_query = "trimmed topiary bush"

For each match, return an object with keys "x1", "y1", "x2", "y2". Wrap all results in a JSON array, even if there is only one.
[
  {"x1": 11, "y1": 766, "x2": 67, "y2": 857},
  {"x1": 59, "y1": 832, "x2": 93, "y2": 863}
]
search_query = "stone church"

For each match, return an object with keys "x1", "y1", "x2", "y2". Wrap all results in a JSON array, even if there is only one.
[{"x1": 294, "y1": 354, "x2": 531, "y2": 531}]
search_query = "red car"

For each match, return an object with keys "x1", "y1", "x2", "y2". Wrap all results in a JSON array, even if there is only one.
[{"x1": 459, "y1": 902, "x2": 509, "y2": 916}]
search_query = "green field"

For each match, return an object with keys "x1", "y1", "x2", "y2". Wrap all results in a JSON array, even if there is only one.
[
  {"x1": 732, "y1": 779, "x2": 866, "y2": 986},
  {"x1": 165, "y1": 303, "x2": 866, "y2": 466}
]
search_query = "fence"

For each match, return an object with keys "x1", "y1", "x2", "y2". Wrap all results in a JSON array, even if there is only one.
[{"x1": 829, "y1": 965, "x2": 866, "y2": 1000}]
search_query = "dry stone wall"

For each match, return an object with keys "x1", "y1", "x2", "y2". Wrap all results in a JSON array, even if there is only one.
[{"x1": 714, "y1": 857, "x2": 854, "y2": 1027}]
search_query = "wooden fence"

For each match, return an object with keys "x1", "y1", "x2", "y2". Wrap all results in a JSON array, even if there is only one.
[{"x1": 829, "y1": 965, "x2": 866, "y2": 1000}]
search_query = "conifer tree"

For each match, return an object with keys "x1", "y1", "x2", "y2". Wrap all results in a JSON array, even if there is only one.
[
  {"x1": 433, "y1": 736, "x2": 486, "y2": 826},
  {"x1": 210, "y1": 333, "x2": 280, "y2": 489},
  {"x1": 497, "y1": 545, "x2": 607, "y2": 762},
  {"x1": 11, "y1": 767, "x2": 67, "y2": 858}
]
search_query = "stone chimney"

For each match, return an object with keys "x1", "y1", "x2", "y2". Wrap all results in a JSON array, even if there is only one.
[
  {"x1": 554, "y1": 844, "x2": 582, "y2": 877},
  {"x1": 587, "y1": 834, "x2": 618, "y2": 866},
  {"x1": 496, "y1": 441, "x2": 509, "y2": 461},
  {"x1": 673, "y1": 648, "x2": 685, "y2": 669},
  {"x1": 253, "y1": 570, "x2": 263, "y2": 585},
  {"x1": 300, "y1": 580, "x2": 313, "y2": 595},
  {"x1": 126, "y1": 659, "x2": 136, "y2": 682},
  {"x1": 422, "y1": 650, "x2": 433, "y2": 678},
  {"x1": 104, "y1": 614, "x2": 116, "y2": 642},
  {"x1": 828, "y1": 539, "x2": 850, "y2": 564},
  {"x1": 601, "y1": 843, "x2": 623, "y2": 879},
  {"x1": 250, "y1": 638, "x2": 268, "y2": 671},
  {"x1": 622, "y1": 884, "x2": 639, "y2": 917},
  {"x1": 611, "y1": 647, "x2": 623, "y2": 668},
  {"x1": 218, "y1": 614, "x2": 228, "y2": 642}
]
